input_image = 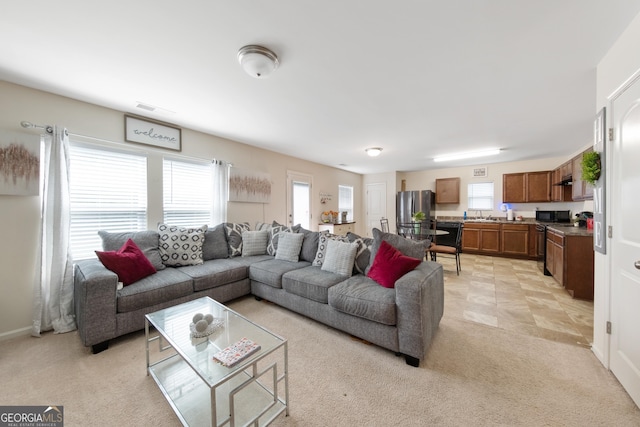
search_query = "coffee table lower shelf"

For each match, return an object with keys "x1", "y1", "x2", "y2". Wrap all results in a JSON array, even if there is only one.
[{"x1": 149, "y1": 353, "x2": 287, "y2": 427}]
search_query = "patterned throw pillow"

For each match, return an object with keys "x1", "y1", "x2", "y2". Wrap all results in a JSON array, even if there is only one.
[
  {"x1": 224, "y1": 222, "x2": 250, "y2": 257},
  {"x1": 320, "y1": 239, "x2": 359, "y2": 276},
  {"x1": 158, "y1": 224, "x2": 208, "y2": 267},
  {"x1": 267, "y1": 225, "x2": 292, "y2": 256},
  {"x1": 312, "y1": 232, "x2": 349, "y2": 267},
  {"x1": 346, "y1": 232, "x2": 374, "y2": 275},
  {"x1": 275, "y1": 232, "x2": 305, "y2": 262},
  {"x1": 241, "y1": 230, "x2": 269, "y2": 257}
]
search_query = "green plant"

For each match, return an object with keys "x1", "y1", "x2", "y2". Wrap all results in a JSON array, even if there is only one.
[
  {"x1": 411, "y1": 211, "x2": 426, "y2": 222},
  {"x1": 581, "y1": 151, "x2": 601, "y2": 185}
]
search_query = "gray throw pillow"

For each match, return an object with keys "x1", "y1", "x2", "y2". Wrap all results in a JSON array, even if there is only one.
[
  {"x1": 203, "y1": 224, "x2": 228, "y2": 260},
  {"x1": 312, "y1": 232, "x2": 349, "y2": 267},
  {"x1": 367, "y1": 228, "x2": 427, "y2": 274},
  {"x1": 98, "y1": 230, "x2": 165, "y2": 271},
  {"x1": 321, "y1": 239, "x2": 358, "y2": 276},
  {"x1": 241, "y1": 230, "x2": 269, "y2": 256},
  {"x1": 158, "y1": 224, "x2": 208, "y2": 266},
  {"x1": 224, "y1": 222, "x2": 250, "y2": 257},
  {"x1": 275, "y1": 232, "x2": 305, "y2": 262},
  {"x1": 292, "y1": 225, "x2": 320, "y2": 263},
  {"x1": 346, "y1": 232, "x2": 374, "y2": 275}
]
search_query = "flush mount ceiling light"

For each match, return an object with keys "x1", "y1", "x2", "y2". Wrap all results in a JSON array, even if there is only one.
[
  {"x1": 365, "y1": 147, "x2": 383, "y2": 157},
  {"x1": 238, "y1": 45, "x2": 279, "y2": 78},
  {"x1": 433, "y1": 148, "x2": 501, "y2": 162}
]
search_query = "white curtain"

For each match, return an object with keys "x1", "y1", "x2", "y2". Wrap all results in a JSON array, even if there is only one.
[
  {"x1": 32, "y1": 125, "x2": 76, "y2": 336},
  {"x1": 212, "y1": 159, "x2": 229, "y2": 225}
]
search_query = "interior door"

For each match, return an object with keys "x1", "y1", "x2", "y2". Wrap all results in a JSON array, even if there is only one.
[
  {"x1": 286, "y1": 171, "x2": 312, "y2": 229},
  {"x1": 366, "y1": 182, "x2": 386, "y2": 237},
  {"x1": 610, "y1": 74, "x2": 640, "y2": 408}
]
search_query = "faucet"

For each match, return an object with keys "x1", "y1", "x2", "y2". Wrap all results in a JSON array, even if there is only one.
[{"x1": 475, "y1": 210, "x2": 483, "y2": 220}]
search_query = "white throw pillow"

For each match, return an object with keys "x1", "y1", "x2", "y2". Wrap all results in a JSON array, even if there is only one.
[
  {"x1": 321, "y1": 239, "x2": 358, "y2": 276},
  {"x1": 275, "y1": 232, "x2": 305, "y2": 262}
]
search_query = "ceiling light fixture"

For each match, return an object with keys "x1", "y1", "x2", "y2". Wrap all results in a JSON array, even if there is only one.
[
  {"x1": 366, "y1": 147, "x2": 383, "y2": 157},
  {"x1": 433, "y1": 148, "x2": 501, "y2": 162},
  {"x1": 238, "y1": 45, "x2": 279, "y2": 78}
]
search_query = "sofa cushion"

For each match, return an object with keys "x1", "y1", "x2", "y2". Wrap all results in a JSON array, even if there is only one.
[
  {"x1": 95, "y1": 238, "x2": 156, "y2": 286},
  {"x1": 292, "y1": 225, "x2": 320, "y2": 263},
  {"x1": 321, "y1": 239, "x2": 358, "y2": 276},
  {"x1": 312, "y1": 232, "x2": 349, "y2": 267},
  {"x1": 117, "y1": 268, "x2": 193, "y2": 313},
  {"x1": 366, "y1": 228, "x2": 428, "y2": 274},
  {"x1": 249, "y1": 258, "x2": 310, "y2": 289},
  {"x1": 203, "y1": 224, "x2": 228, "y2": 260},
  {"x1": 158, "y1": 223, "x2": 207, "y2": 267},
  {"x1": 328, "y1": 275, "x2": 397, "y2": 325},
  {"x1": 241, "y1": 230, "x2": 269, "y2": 257},
  {"x1": 346, "y1": 232, "x2": 374, "y2": 275},
  {"x1": 224, "y1": 222, "x2": 250, "y2": 257},
  {"x1": 282, "y1": 266, "x2": 347, "y2": 304},
  {"x1": 367, "y1": 240, "x2": 421, "y2": 288},
  {"x1": 98, "y1": 230, "x2": 165, "y2": 271},
  {"x1": 275, "y1": 232, "x2": 305, "y2": 262},
  {"x1": 178, "y1": 259, "x2": 248, "y2": 292}
]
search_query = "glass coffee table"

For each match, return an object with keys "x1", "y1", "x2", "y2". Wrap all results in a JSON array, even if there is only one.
[{"x1": 145, "y1": 297, "x2": 288, "y2": 426}]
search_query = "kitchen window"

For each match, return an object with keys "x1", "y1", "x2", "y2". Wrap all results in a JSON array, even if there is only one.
[{"x1": 468, "y1": 182, "x2": 494, "y2": 210}]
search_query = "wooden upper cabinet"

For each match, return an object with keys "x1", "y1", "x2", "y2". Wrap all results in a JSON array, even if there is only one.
[
  {"x1": 435, "y1": 177, "x2": 460, "y2": 204},
  {"x1": 572, "y1": 148, "x2": 594, "y2": 201},
  {"x1": 503, "y1": 171, "x2": 551, "y2": 203}
]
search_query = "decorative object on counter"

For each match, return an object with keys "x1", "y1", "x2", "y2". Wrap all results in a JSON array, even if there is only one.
[
  {"x1": 341, "y1": 211, "x2": 348, "y2": 222},
  {"x1": 189, "y1": 312, "x2": 224, "y2": 338},
  {"x1": 581, "y1": 150, "x2": 601, "y2": 184},
  {"x1": 213, "y1": 337, "x2": 261, "y2": 367},
  {"x1": 321, "y1": 210, "x2": 339, "y2": 223}
]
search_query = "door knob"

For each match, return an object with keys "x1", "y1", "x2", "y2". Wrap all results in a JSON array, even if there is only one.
[{"x1": 635, "y1": 260, "x2": 640, "y2": 270}]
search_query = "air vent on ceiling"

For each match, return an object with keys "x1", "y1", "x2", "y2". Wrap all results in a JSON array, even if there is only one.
[
  {"x1": 136, "y1": 103, "x2": 155, "y2": 112},
  {"x1": 135, "y1": 102, "x2": 175, "y2": 115}
]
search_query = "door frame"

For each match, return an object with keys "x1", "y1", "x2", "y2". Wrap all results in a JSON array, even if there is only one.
[{"x1": 286, "y1": 170, "x2": 313, "y2": 229}]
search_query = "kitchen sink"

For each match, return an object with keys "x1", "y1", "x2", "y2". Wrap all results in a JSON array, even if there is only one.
[{"x1": 465, "y1": 218, "x2": 498, "y2": 222}]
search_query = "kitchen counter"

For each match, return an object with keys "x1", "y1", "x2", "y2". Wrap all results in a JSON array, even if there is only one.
[{"x1": 546, "y1": 224, "x2": 593, "y2": 237}]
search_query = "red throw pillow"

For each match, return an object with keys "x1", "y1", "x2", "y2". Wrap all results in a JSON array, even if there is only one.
[
  {"x1": 96, "y1": 238, "x2": 157, "y2": 286},
  {"x1": 367, "y1": 240, "x2": 421, "y2": 288}
]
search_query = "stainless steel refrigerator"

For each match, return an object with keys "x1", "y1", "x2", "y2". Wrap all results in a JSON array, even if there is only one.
[{"x1": 396, "y1": 190, "x2": 436, "y2": 225}]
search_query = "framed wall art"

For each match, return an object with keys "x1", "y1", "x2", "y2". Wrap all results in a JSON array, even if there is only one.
[
  {"x1": 229, "y1": 168, "x2": 271, "y2": 203},
  {"x1": 125, "y1": 115, "x2": 181, "y2": 151},
  {"x1": 0, "y1": 130, "x2": 40, "y2": 196}
]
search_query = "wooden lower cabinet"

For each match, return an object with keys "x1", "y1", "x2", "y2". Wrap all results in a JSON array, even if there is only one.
[
  {"x1": 462, "y1": 223, "x2": 500, "y2": 254},
  {"x1": 545, "y1": 227, "x2": 594, "y2": 300},
  {"x1": 501, "y1": 224, "x2": 529, "y2": 256},
  {"x1": 462, "y1": 222, "x2": 538, "y2": 259}
]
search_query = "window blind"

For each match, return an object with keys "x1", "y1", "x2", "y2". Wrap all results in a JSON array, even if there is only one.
[
  {"x1": 467, "y1": 182, "x2": 494, "y2": 210},
  {"x1": 338, "y1": 185, "x2": 354, "y2": 221},
  {"x1": 163, "y1": 158, "x2": 213, "y2": 227},
  {"x1": 69, "y1": 144, "x2": 148, "y2": 260}
]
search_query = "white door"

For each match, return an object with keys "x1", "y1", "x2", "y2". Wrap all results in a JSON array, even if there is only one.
[
  {"x1": 286, "y1": 171, "x2": 312, "y2": 229},
  {"x1": 366, "y1": 182, "x2": 387, "y2": 237},
  {"x1": 610, "y1": 74, "x2": 640, "y2": 407}
]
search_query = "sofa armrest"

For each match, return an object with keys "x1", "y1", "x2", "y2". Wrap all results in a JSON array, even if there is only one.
[
  {"x1": 394, "y1": 261, "x2": 444, "y2": 362},
  {"x1": 73, "y1": 259, "x2": 118, "y2": 347}
]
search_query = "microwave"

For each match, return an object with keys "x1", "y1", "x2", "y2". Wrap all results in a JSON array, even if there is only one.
[{"x1": 535, "y1": 210, "x2": 571, "y2": 223}]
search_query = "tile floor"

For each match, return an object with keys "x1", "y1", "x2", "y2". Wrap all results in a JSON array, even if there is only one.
[{"x1": 435, "y1": 252, "x2": 594, "y2": 348}]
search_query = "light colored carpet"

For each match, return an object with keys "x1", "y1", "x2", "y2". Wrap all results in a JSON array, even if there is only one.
[{"x1": 1, "y1": 295, "x2": 639, "y2": 426}]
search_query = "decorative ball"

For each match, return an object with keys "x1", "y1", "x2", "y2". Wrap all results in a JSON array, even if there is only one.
[
  {"x1": 192, "y1": 313, "x2": 204, "y2": 323},
  {"x1": 204, "y1": 314, "x2": 214, "y2": 324},
  {"x1": 195, "y1": 319, "x2": 209, "y2": 332}
]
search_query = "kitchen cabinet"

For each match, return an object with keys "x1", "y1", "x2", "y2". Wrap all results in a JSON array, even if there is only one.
[
  {"x1": 462, "y1": 222, "x2": 500, "y2": 254},
  {"x1": 551, "y1": 163, "x2": 573, "y2": 202},
  {"x1": 546, "y1": 228, "x2": 564, "y2": 285},
  {"x1": 503, "y1": 171, "x2": 552, "y2": 203},
  {"x1": 572, "y1": 148, "x2": 594, "y2": 201},
  {"x1": 545, "y1": 226, "x2": 594, "y2": 300},
  {"x1": 501, "y1": 223, "x2": 529, "y2": 257},
  {"x1": 318, "y1": 222, "x2": 355, "y2": 235},
  {"x1": 435, "y1": 178, "x2": 460, "y2": 204},
  {"x1": 528, "y1": 224, "x2": 538, "y2": 257}
]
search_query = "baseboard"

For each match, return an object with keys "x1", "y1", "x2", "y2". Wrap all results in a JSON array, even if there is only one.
[{"x1": 0, "y1": 326, "x2": 32, "y2": 342}]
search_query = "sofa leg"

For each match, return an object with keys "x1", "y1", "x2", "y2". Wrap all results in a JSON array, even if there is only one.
[
  {"x1": 404, "y1": 355, "x2": 420, "y2": 367},
  {"x1": 254, "y1": 296, "x2": 263, "y2": 301},
  {"x1": 92, "y1": 341, "x2": 109, "y2": 354}
]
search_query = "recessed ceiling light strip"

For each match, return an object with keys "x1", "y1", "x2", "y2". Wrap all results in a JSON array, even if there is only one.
[{"x1": 433, "y1": 148, "x2": 501, "y2": 162}]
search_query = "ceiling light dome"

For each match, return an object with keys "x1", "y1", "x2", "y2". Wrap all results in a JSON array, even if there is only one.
[
  {"x1": 366, "y1": 147, "x2": 383, "y2": 157},
  {"x1": 238, "y1": 45, "x2": 279, "y2": 78}
]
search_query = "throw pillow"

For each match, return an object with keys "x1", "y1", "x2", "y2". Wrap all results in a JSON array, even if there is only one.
[
  {"x1": 158, "y1": 224, "x2": 207, "y2": 267},
  {"x1": 224, "y1": 222, "x2": 250, "y2": 257},
  {"x1": 241, "y1": 230, "x2": 269, "y2": 257},
  {"x1": 292, "y1": 225, "x2": 320, "y2": 263},
  {"x1": 275, "y1": 232, "x2": 305, "y2": 262},
  {"x1": 312, "y1": 232, "x2": 349, "y2": 267},
  {"x1": 367, "y1": 240, "x2": 421, "y2": 288},
  {"x1": 346, "y1": 232, "x2": 374, "y2": 275},
  {"x1": 95, "y1": 238, "x2": 156, "y2": 286},
  {"x1": 267, "y1": 224, "x2": 292, "y2": 256},
  {"x1": 98, "y1": 230, "x2": 165, "y2": 271},
  {"x1": 320, "y1": 239, "x2": 359, "y2": 276},
  {"x1": 202, "y1": 223, "x2": 229, "y2": 260},
  {"x1": 366, "y1": 228, "x2": 428, "y2": 274}
]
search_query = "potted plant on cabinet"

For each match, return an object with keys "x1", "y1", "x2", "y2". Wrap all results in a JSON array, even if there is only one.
[{"x1": 581, "y1": 151, "x2": 601, "y2": 185}]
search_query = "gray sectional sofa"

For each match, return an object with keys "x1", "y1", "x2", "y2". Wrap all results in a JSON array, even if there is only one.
[{"x1": 73, "y1": 222, "x2": 444, "y2": 366}]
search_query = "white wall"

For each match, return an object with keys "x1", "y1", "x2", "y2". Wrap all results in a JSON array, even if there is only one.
[
  {"x1": 593, "y1": 11, "x2": 640, "y2": 366},
  {"x1": 0, "y1": 81, "x2": 362, "y2": 338}
]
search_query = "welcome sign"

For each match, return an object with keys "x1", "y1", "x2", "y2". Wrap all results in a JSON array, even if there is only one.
[{"x1": 593, "y1": 108, "x2": 606, "y2": 254}]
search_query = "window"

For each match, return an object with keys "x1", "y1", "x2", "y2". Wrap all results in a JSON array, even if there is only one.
[
  {"x1": 163, "y1": 158, "x2": 214, "y2": 227},
  {"x1": 468, "y1": 182, "x2": 494, "y2": 210},
  {"x1": 69, "y1": 144, "x2": 147, "y2": 260},
  {"x1": 338, "y1": 185, "x2": 354, "y2": 221}
]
